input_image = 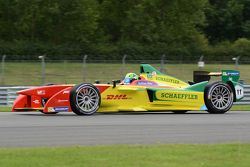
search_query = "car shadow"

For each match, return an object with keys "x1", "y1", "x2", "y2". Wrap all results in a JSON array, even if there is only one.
[
  {"x1": 100, "y1": 111, "x2": 209, "y2": 115},
  {"x1": 14, "y1": 111, "x2": 211, "y2": 117}
]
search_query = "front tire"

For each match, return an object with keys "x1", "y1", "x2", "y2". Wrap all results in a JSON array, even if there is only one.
[
  {"x1": 204, "y1": 82, "x2": 233, "y2": 114},
  {"x1": 70, "y1": 83, "x2": 101, "y2": 115}
]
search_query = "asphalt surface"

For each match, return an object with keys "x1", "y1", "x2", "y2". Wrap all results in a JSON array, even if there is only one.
[{"x1": 0, "y1": 111, "x2": 250, "y2": 147}]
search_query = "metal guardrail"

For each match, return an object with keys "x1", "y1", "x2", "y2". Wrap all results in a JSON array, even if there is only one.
[
  {"x1": 0, "y1": 86, "x2": 32, "y2": 106},
  {"x1": 0, "y1": 85, "x2": 250, "y2": 106}
]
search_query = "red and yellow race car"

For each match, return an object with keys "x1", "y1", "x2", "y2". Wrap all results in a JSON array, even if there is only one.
[{"x1": 12, "y1": 64, "x2": 244, "y2": 115}]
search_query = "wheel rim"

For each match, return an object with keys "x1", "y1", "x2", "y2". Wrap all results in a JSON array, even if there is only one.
[
  {"x1": 76, "y1": 85, "x2": 99, "y2": 113},
  {"x1": 210, "y1": 85, "x2": 233, "y2": 110}
]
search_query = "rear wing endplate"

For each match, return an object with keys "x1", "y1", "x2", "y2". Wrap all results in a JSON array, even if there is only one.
[{"x1": 193, "y1": 70, "x2": 240, "y2": 83}]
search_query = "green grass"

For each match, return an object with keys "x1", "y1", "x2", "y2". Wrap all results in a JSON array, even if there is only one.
[
  {"x1": 0, "y1": 107, "x2": 11, "y2": 112},
  {"x1": 1, "y1": 62, "x2": 250, "y2": 85},
  {"x1": 231, "y1": 105, "x2": 250, "y2": 111},
  {"x1": 0, "y1": 144, "x2": 249, "y2": 167}
]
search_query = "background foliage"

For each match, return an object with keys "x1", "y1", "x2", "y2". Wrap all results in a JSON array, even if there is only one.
[{"x1": 0, "y1": 0, "x2": 250, "y2": 61}]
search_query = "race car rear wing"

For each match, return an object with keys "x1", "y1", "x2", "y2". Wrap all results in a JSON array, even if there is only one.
[{"x1": 193, "y1": 70, "x2": 240, "y2": 83}]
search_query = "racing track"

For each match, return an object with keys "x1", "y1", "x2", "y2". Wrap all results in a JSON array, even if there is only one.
[{"x1": 0, "y1": 111, "x2": 250, "y2": 147}]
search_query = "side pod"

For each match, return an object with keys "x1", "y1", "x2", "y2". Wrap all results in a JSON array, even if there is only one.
[{"x1": 43, "y1": 87, "x2": 72, "y2": 113}]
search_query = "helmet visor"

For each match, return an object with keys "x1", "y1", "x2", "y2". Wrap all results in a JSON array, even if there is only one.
[{"x1": 123, "y1": 78, "x2": 131, "y2": 84}]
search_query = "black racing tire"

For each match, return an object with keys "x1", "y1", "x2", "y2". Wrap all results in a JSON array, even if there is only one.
[
  {"x1": 204, "y1": 82, "x2": 234, "y2": 114},
  {"x1": 172, "y1": 110, "x2": 188, "y2": 114},
  {"x1": 70, "y1": 83, "x2": 101, "y2": 115}
]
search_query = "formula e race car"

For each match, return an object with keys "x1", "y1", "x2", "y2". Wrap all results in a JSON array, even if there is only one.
[{"x1": 12, "y1": 64, "x2": 244, "y2": 115}]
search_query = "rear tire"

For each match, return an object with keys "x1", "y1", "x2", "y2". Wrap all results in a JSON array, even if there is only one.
[
  {"x1": 70, "y1": 83, "x2": 101, "y2": 115},
  {"x1": 204, "y1": 82, "x2": 233, "y2": 114}
]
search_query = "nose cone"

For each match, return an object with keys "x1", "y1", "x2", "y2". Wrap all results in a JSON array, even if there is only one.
[
  {"x1": 16, "y1": 85, "x2": 74, "y2": 98},
  {"x1": 17, "y1": 87, "x2": 37, "y2": 95}
]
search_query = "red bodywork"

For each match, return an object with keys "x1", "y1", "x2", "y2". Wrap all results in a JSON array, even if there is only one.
[{"x1": 12, "y1": 84, "x2": 109, "y2": 113}]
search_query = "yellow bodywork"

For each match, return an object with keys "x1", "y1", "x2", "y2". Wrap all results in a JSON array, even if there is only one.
[
  {"x1": 140, "y1": 73, "x2": 189, "y2": 88},
  {"x1": 97, "y1": 84, "x2": 205, "y2": 112},
  {"x1": 96, "y1": 64, "x2": 207, "y2": 112}
]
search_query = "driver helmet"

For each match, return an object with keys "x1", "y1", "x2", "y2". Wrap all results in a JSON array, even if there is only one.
[{"x1": 123, "y1": 73, "x2": 139, "y2": 84}]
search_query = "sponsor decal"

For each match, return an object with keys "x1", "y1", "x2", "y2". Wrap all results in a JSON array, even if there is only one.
[
  {"x1": 63, "y1": 90, "x2": 70, "y2": 94},
  {"x1": 54, "y1": 106, "x2": 69, "y2": 112},
  {"x1": 137, "y1": 81, "x2": 157, "y2": 86},
  {"x1": 156, "y1": 77, "x2": 180, "y2": 84},
  {"x1": 160, "y1": 93, "x2": 198, "y2": 100},
  {"x1": 48, "y1": 107, "x2": 55, "y2": 112},
  {"x1": 235, "y1": 85, "x2": 244, "y2": 99},
  {"x1": 58, "y1": 99, "x2": 69, "y2": 103},
  {"x1": 106, "y1": 94, "x2": 130, "y2": 100},
  {"x1": 33, "y1": 100, "x2": 40, "y2": 104},
  {"x1": 222, "y1": 71, "x2": 239, "y2": 76},
  {"x1": 37, "y1": 90, "x2": 45, "y2": 95}
]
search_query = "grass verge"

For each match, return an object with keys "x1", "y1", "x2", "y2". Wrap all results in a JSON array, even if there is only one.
[
  {"x1": 0, "y1": 144, "x2": 249, "y2": 167},
  {"x1": 0, "y1": 107, "x2": 11, "y2": 112},
  {"x1": 2, "y1": 62, "x2": 250, "y2": 85},
  {"x1": 231, "y1": 105, "x2": 250, "y2": 111}
]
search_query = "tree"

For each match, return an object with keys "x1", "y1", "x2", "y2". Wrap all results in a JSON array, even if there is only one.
[
  {"x1": 118, "y1": 0, "x2": 208, "y2": 58},
  {"x1": 0, "y1": 0, "x2": 102, "y2": 58},
  {"x1": 204, "y1": 0, "x2": 250, "y2": 42}
]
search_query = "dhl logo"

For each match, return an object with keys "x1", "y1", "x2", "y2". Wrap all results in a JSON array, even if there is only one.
[{"x1": 106, "y1": 94, "x2": 129, "y2": 100}]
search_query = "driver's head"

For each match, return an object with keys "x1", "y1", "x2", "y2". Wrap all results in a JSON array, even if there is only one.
[{"x1": 123, "y1": 73, "x2": 139, "y2": 84}]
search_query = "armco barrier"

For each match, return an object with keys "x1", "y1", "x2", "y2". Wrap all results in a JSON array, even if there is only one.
[
  {"x1": 0, "y1": 86, "x2": 32, "y2": 106},
  {"x1": 0, "y1": 85, "x2": 250, "y2": 106}
]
